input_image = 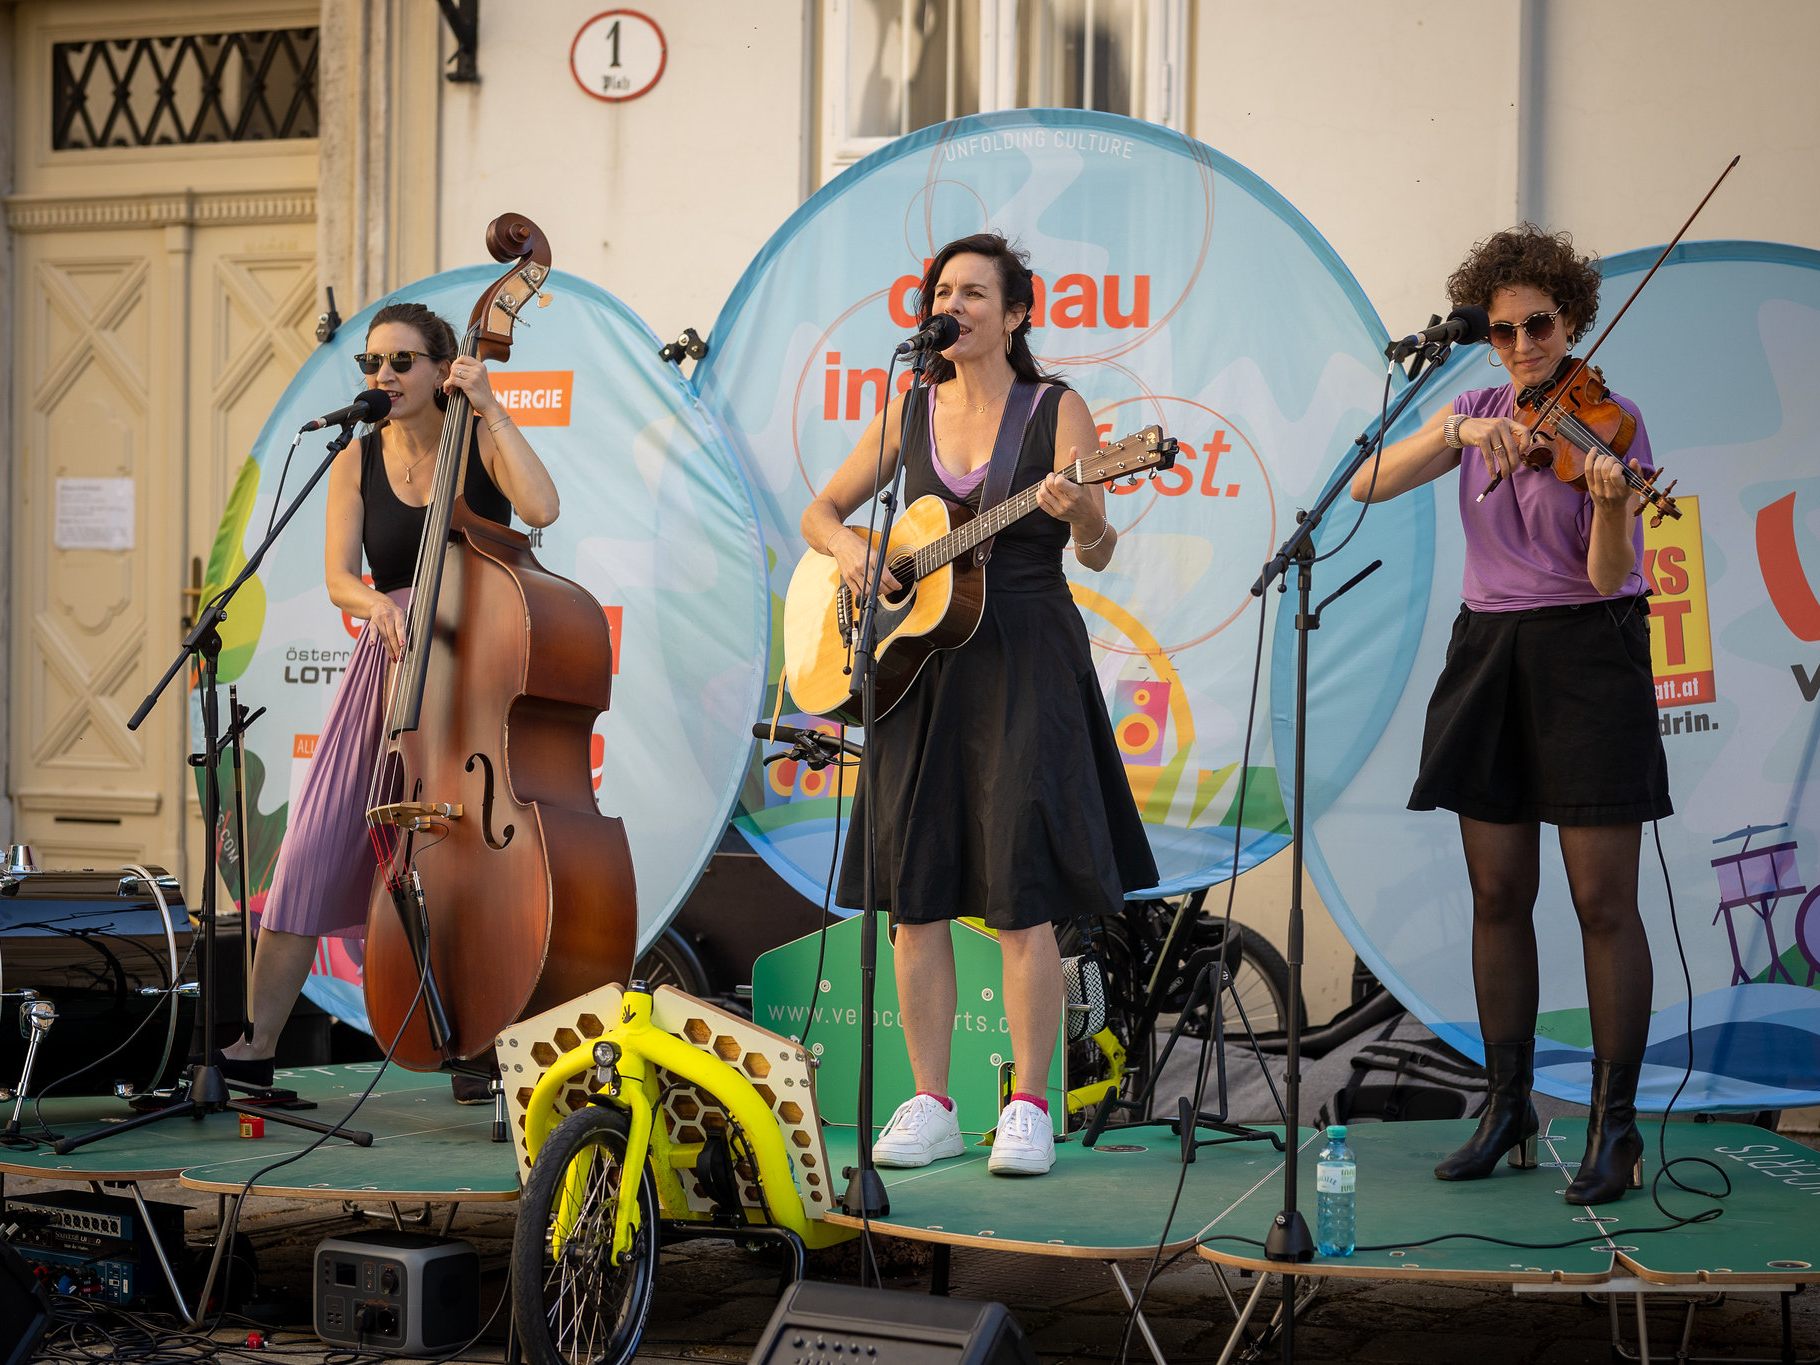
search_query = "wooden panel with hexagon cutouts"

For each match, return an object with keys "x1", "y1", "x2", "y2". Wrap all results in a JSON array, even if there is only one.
[{"x1": 496, "y1": 984, "x2": 837, "y2": 1220}]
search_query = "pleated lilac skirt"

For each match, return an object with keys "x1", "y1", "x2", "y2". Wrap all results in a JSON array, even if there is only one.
[{"x1": 259, "y1": 589, "x2": 409, "y2": 939}]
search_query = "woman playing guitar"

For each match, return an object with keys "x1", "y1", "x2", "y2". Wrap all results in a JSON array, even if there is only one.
[{"x1": 799, "y1": 232, "x2": 1158, "y2": 1177}]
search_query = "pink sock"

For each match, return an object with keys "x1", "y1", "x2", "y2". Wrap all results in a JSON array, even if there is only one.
[
  {"x1": 1010, "y1": 1091, "x2": 1048, "y2": 1114},
  {"x1": 917, "y1": 1091, "x2": 954, "y2": 1112}
]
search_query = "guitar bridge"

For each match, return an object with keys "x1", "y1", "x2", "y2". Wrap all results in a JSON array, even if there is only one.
[{"x1": 368, "y1": 801, "x2": 463, "y2": 832}]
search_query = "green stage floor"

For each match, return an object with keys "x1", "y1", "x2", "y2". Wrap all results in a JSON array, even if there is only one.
[
  {"x1": 0, "y1": 1063, "x2": 518, "y2": 1201},
  {"x1": 820, "y1": 1118, "x2": 1820, "y2": 1290}
]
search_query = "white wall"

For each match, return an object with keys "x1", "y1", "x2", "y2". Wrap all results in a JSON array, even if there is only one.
[
  {"x1": 437, "y1": 0, "x2": 812, "y2": 343},
  {"x1": 1190, "y1": 0, "x2": 1820, "y2": 339}
]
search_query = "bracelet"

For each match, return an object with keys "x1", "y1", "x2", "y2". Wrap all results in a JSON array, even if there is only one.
[
  {"x1": 486, "y1": 413, "x2": 513, "y2": 433},
  {"x1": 1071, "y1": 517, "x2": 1111, "y2": 553},
  {"x1": 1441, "y1": 413, "x2": 1466, "y2": 449}
]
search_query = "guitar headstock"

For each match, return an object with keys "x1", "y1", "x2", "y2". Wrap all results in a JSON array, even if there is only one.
[{"x1": 1074, "y1": 426, "x2": 1179, "y2": 488}]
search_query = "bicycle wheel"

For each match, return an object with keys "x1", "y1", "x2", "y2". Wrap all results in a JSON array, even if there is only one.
[
  {"x1": 512, "y1": 1104, "x2": 660, "y2": 1365},
  {"x1": 1225, "y1": 925, "x2": 1300, "y2": 1037},
  {"x1": 633, "y1": 925, "x2": 711, "y2": 997}
]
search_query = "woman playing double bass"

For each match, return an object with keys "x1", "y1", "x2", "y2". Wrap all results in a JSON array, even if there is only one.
[{"x1": 220, "y1": 301, "x2": 559, "y2": 1093}]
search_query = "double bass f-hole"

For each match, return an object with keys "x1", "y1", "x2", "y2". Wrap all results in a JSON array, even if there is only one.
[{"x1": 465, "y1": 751, "x2": 515, "y2": 849}]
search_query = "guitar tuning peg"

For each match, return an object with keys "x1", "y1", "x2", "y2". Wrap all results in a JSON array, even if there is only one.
[{"x1": 537, "y1": 293, "x2": 553, "y2": 308}]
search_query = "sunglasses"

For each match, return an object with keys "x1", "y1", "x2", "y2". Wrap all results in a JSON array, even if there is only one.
[
  {"x1": 1487, "y1": 306, "x2": 1565, "y2": 349},
  {"x1": 355, "y1": 350, "x2": 432, "y2": 375}
]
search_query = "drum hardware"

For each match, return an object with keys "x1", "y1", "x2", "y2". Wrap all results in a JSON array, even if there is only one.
[{"x1": 1, "y1": 991, "x2": 58, "y2": 1143}]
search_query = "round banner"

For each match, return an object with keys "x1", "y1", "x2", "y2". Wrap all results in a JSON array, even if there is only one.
[
  {"x1": 192, "y1": 265, "x2": 767, "y2": 1029},
  {"x1": 1285, "y1": 241, "x2": 1820, "y2": 1109},
  {"x1": 694, "y1": 108, "x2": 1397, "y2": 904}
]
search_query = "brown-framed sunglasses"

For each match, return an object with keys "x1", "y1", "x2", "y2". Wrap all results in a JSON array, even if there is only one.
[
  {"x1": 1487, "y1": 306, "x2": 1565, "y2": 349},
  {"x1": 355, "y1": 350, "x2": 432, "y2": 375}
]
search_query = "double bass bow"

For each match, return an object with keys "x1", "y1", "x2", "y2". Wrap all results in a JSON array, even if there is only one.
[{"x1": 362, "y1": 213, "x2": 637, "y2": 1070}]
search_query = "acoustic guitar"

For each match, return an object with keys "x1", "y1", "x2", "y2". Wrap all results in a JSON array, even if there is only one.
[{"x1": 782, "y1": 425, "x2": 1178, "y2": 724}]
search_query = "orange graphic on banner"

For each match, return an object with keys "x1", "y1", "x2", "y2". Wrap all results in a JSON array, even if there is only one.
[
  {"x1": 1642, "y1": 494, "x2": 1715, "y2": 708},
  {"x1": 293, "y1": 733, "x2": 319, "y2": 761},
  {"x1": 603, "y1": 604, "x2": 622, "y2": 675},
  {"x1": 489, "y1": 371, "x2": 574, "y2": 426}
]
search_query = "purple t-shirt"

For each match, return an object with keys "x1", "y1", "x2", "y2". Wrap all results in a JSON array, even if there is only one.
[{"x1": 1452, "y1": 382, "x2": 1653, "y2": 611}]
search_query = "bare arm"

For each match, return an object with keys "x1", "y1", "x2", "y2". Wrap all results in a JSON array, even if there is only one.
[
  {"x1": 1036, "y1": 390, "x2": 1116, "y2": 571},
  {"x1": 1584, "y1": 451, "x2": 1643, "y2": 595},
  {"x1": 324, "y1": 439, "x2": 407, "y2": 659},
  {"x1": 801, "y1": 395, "x2": 908, "y2": 596},
  {"x1": 446, "y1": 360, "x2": 560, "y2": 527},
  {"x1": 1351, "y1": 404, "x2": 1463, "y2": 503}
]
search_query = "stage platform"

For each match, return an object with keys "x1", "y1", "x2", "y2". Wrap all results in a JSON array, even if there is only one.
[{"x1": 0, "y1": 1063, "x2": 518, "y2": 1201}]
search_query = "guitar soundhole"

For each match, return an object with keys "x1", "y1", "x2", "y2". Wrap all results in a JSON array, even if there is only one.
[{"x1": 882, "y1": 556, "x2": 918, "y2": 607}]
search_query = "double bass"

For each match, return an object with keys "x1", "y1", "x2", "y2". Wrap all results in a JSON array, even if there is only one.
[{"x1": 362, "y1": 213, "x2": 636, "y2": 1069}]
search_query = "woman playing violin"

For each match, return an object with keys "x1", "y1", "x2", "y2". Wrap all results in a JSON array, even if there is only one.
[
  {"x1": 219, "y1": 301, "x2": 559, "y2": 1092},
  {"x1": 1351, "y1": 225, "x2": 1670, "y2": 1205}
]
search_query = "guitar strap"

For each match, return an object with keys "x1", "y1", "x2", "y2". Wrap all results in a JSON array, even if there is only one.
[{"x1": 969, "y1": 379, "x2": 1040, "y2": 568}]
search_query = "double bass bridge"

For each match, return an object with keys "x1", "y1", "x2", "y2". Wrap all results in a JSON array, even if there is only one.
[{"x1": 368, "y1": 800, "x2": 464, "y2": 833}]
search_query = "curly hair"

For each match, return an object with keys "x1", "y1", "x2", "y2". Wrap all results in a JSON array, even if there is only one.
[
  {"x1": 368, "y1": 301, "x2": 460, "y2": 409},
  {"x1": 915, "y1": 232, "x2": 1067, "y2": 389},
  {"x1": 1445, "y1": 224, "x2": 1602, "y2": 346}
]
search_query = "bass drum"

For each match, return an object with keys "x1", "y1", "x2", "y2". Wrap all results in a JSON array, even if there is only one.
[{"x1": 0, "y1": 867, "x2": 193, "y2": 1097}]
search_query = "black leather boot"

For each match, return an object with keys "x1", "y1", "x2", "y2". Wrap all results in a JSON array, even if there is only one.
[
  {"x1": 1434, "y1": 1039, "x2": 1540, "y2": 1180},
  {"x1": 1564, "y1": 1059, "x2": 1645, "y2": 1205}
]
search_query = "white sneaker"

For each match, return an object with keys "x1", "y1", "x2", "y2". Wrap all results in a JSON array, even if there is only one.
[
  {"x1": 987, "y1": 1099, "x2": 1055, "y2": 1176},
  {"x1": 872, "y1": 1094, "x2": 965, "y2": 1168}
]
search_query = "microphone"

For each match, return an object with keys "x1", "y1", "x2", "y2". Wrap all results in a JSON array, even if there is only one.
[
  {"x1": 893, "y1": 313, "x2": 961, "y2": 357},
  {"x1": 300, "y1": 389, "x2": 391, "y2": 432},
  {"x1": 1386, "y1": 306, "x2": 1490, "y2": 362}
]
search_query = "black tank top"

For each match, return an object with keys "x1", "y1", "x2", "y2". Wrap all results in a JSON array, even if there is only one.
[{"x1": 360, "y1": 420, "x2": 512, "y2": 592}]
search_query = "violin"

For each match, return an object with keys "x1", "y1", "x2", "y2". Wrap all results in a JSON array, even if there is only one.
[
  {"x1": 1475, "y1": 154, "x2": 1739, "y2": 526},
  {"x1": 1513, "y1": 359, "x2": 1680, "y2": 526}
]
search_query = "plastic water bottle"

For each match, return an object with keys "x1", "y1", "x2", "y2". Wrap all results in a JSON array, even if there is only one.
[{"x1": 1315, "y1": 1123, "x2": 1356, "y2": 1257}]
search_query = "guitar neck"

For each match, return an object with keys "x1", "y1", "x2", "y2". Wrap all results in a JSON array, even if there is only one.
[{"x1": 912, "y1": 473, "x2": 1072, "y2": 577}]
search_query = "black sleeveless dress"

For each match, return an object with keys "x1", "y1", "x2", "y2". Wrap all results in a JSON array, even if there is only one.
[
  {"x1": 360, "y1": 419, "x2": 510, "y2": 588},
  {"x1": 834, "y1": 385, "x2": 1159, "y2": 930}
]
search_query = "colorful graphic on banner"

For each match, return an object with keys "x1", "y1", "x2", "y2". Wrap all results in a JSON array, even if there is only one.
[
  {"x1": 192, "y1": 267, "x2": 767, "y2": 1031},
  {"x1": 1285, "y1": 241, "x2": 1820, "y2": 1108},
  {"x1": 694, "y1": 109, "x2": 1403, "y2": 904}
]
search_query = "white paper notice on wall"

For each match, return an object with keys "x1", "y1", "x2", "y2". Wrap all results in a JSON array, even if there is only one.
[{"x1": 54, "y1": 477, "x2": 135, "y2": 550}]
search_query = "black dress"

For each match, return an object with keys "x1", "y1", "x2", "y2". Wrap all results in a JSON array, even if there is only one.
[{"x1": 834, "y1": 384, "x2": 1159, "y2": 930}]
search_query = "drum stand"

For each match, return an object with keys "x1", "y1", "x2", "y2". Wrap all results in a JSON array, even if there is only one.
[{"x1": 54, "y1": 423, "x2": 377, "y2": 1155}]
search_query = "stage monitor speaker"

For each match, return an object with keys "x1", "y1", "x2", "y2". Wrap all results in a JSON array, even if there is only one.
[
  {"x1": 750, "y1": 1280, "x2": 1036, "y2": 1365},
  {"x1": 0, "y1": 1240, "x2": 52, "y2": 1365}
]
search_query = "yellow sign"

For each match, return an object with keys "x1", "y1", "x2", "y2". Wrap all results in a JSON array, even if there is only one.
[{"x1": 1642, "y1": 494, "x2": 1714, "y2": 707}]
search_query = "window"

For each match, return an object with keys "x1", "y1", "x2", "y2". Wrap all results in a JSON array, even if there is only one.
[
  {"x1": 51, "y1": 28, "x2": 320, "y2": 150},
  {"x1": 823, "y1": 0, "x2": 1185, "y2": 181}
]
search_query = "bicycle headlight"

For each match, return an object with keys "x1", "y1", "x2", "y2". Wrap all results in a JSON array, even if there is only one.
[{"x1": 592, "y1": 1040, "x2": 621, "y2": 1070}]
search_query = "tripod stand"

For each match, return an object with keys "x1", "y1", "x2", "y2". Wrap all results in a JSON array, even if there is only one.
[
  {"x1": 55, "y1": 423, "x2": 376, "y2": 1155},
  {"x1": 1081, "y1": 896, "x2": 1285, "y2": 1161}
]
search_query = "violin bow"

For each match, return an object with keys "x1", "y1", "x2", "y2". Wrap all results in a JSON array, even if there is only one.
[{"x1": 1478, "y1": 154, "x2": 1740, "y2": 503}]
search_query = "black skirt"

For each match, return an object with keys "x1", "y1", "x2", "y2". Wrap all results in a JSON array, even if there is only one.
[{"x1": 1409, "y1": 597, "x2": 1672, "y2": 827}]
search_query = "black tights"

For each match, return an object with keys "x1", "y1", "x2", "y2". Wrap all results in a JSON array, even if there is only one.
[{"x1": 1459, "y1": 816, "x2": 1653, "y2": 1063}]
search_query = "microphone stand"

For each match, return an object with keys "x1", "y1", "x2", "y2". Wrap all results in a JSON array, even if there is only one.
[
  {"x1": 841, "y1": 340, "x2": 939, "y2": 1223},
  {"x1": 1248, "y1": 337, "x2": 1458, "y2": 1361},
  {"x1": 54, "y1": 421, "x2": 378, "y2": 1155}
]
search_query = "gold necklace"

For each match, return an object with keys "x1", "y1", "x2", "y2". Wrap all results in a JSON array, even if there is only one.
[
  {"x1": 947, "y1": 381, "x2": 1011, "y2": 415},
  {"x1": 394, "y1": 446, "x2": 435, "y2": 484}
]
